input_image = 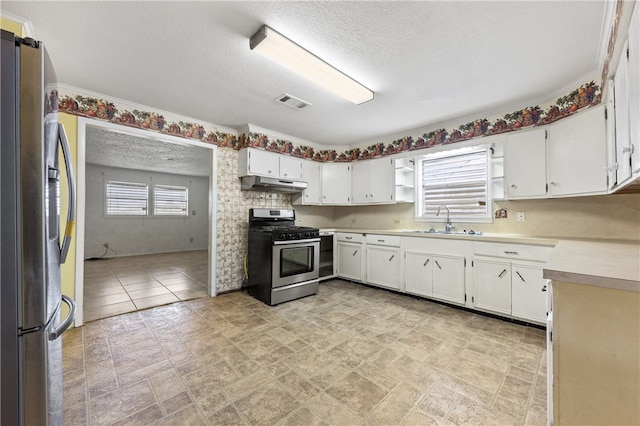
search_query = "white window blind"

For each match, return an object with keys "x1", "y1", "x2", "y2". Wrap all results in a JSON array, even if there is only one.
[
  {"x1": 153, "y1": 185, "x2": 189, "y2": 216},
  {"x1": 418, "y1": 149, "x2": 489, "y2": 220},
  {"x1": 106, "y1": 181, "x2": 148, "y2": 215}
]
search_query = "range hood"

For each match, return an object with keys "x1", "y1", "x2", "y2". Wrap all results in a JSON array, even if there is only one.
[{"x1": 241, "y1": 175, "x2": 307, "y2": 193}]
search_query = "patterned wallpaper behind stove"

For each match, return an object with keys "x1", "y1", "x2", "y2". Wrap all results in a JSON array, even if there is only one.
[{"x1": 216, "y1": 148, "x2": 292, "y2": 292}]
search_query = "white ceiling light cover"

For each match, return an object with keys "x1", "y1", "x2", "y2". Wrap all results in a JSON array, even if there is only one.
[{"x1": 250, "y1": 25, "x2": 374, "y2": 105}]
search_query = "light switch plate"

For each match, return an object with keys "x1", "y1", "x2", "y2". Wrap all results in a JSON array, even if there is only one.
[{"x1": 517, "y1": 211, "x2": 526, "y2": 222}]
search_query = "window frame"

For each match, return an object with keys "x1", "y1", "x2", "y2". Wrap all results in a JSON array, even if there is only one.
[
  {"x1": 152, "y1": 184, "x2": 190, "y2": 217},
  {"x1": 103, "y1": 180, "x2": 190, "y2": 219},
  {"x1": 414, "y1": 146, "x2": 493, "y2": 223},
  {"x1": 104, "y1": 180, "x2": 150, "y2": 217}
]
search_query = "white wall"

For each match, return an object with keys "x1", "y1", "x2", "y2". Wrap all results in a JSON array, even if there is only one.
[{"x1": 84, "y1": 164, "x2": 209, "y2": 258}]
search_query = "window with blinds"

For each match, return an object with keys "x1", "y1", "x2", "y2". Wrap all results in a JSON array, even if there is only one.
[
  {"x1": 153, "y1": 185, "x2": 189, "y2": 216},
  {"x1": 416, "y1": 149, "x2": 490, "y2": 221},
  {"x1": 105, "y1": 181, "x2": 149, "y2": 216}
]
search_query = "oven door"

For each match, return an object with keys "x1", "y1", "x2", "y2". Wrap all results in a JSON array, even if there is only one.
[{"x1": 272, "y1": 238, "x2": 320, "y2": 288}]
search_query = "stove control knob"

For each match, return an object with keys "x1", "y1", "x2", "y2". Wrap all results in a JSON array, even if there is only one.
[
  {"x1": 286, "y1": 233, "x2": 294, "y2": 239},
  {"x1": 279, "y1": 233, "x2": 286, "y2": 240}
]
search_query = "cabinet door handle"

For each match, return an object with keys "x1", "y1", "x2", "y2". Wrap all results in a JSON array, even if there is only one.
[
  {"x1": 498, "y1": 269, "x2": 508, "y2": 278},
  {"x1": 515, "y1": 271, "x2": 526, "y2": 283},
  {"x1": 388, "y1": 254, "x2": 395, "y2": 261},
  {"x1": 435, "y1": 260, "x2": 442, "y2": 270},
  {"x1": 550, "y1": 181, "x2": 558, "y2": 186},
  {"x1": 542, "y1": 285, "x2": 547, "y2": 292},
  {"x1": 423, "y1": 258, "x2": 430, "y2": 266},
  {"x1": 623, "y1": 146, "x2": 634, "y2": 153},
  {"x1": 510, "y1": 184, "x2": 517, "y2": 189},
  {"x1": 352, "y1": 250, "x2": 358, "y2": 256}
]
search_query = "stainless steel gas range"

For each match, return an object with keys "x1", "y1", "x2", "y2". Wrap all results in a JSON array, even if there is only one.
[{"x1": 247, "y1": 209, "x2": 320, "y2": 305}]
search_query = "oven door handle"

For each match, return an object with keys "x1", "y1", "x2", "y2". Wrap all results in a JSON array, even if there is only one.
[{"x1": 273, "y1": 238, "x2": 321, "y2": 245}]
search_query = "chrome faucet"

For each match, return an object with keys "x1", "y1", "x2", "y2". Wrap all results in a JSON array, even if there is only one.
[{"x1": 436, "y1": 205, "x2": 455, "y2": 233}]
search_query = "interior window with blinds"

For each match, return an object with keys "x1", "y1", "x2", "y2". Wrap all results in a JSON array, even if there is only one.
[
  {"x1": 105, "y1": 181, "x2": 149, "y2": 216},
  {"x1": 153, "y1": 185, "x2": 189, "y2": 216},
  {"x1": 416, "y1": 148, "x2": 490, "y2": 221}
]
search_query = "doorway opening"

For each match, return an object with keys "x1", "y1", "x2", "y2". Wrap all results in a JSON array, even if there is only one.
[{"x1": 74, "y1": 119, "x2": 217, "y2": 325}]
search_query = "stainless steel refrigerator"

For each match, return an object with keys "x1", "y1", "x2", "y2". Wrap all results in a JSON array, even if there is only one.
[{"x1": 1, "y1": 30, "x2": 77, "y2": 425}]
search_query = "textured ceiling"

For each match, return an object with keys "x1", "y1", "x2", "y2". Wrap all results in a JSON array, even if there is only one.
[
  {"x1": 3, "y1": 1, "x2": 608, "y2": 146},
  {"x1": 86, "y1": 126, "x2": 212, "y2": 177}
]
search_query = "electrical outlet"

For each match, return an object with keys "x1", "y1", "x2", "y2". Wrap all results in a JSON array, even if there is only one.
[{"x1": 517, "y1": 212, "x2": 526, "y2": 222}]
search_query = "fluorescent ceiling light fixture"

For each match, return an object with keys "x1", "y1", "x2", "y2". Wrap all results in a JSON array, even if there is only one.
[{"x1": 250, "y1": 25, "x2": 374, "y2": 105}]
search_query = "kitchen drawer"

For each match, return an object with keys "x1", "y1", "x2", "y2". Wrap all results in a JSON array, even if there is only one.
[
  {"x1": 365, "y1": 234, "x2": 401, "y2": 247},
  {"x1": 336, "y1": 233, "x2": 364, "y2": 243},
  {"x1": 474, "y1": 242, "x2": 553, "y2": 262}
]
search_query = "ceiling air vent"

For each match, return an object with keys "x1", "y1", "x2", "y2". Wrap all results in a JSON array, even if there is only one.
[{"x1": 275, "y1": 93, "x2": 311, "y2": 110}]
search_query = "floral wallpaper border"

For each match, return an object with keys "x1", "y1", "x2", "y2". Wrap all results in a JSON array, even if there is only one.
[{"x1": 54, "y1": 80, "x2": 600, "y2": 163}]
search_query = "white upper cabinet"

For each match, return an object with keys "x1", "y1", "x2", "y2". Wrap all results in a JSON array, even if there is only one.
[
  {"x1": 238, "y1": 148, "x2": 278, "y2": 177},
  {"x1": 370, "y1": 158, "x2": 395, "y2": 203},
  {"x1": 279, "y1": 155, "x2": 304, "y2": 180},
  {"x1": 629, "y1": 2, "x2": 640, "y2": 173},
  {"x1": 505, "y1": 128, "x2": 547, "y2": 199},
  {"x1": 546, "y1": 105, "x2": 609, "y2": 197},
  {"x1": 322, "y1": 162, "x2": 351, "y2": 205},
  {"x1": 614, "y1": 40, "x2": 633, "y2": 186},
  {"x1": 352, "y1": 158, "x2": 395, "y2": 204},
  {"x1": 237, "y1": 148, "x2": 302, "y2": 180},
  {"x1": 351, "y1": 161, "x2": 370, "y2": 204},
  {"x1": 293, "y1": 160, "x2": 322, "y2": 205}
]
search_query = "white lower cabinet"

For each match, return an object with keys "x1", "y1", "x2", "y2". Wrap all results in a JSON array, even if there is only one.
[
  {"x1": 333, "y1": 234, "x2": 551, "y2": 323},
  {"x1": 403, "y1": 238, "x2": 468, "y2": 306},
  {"x1": 404, "y1": 251, "x2": 433, "y2": 297},
  {"x1": 365, "y1": 234, "x2": 401, "y2": 290},
  {"x1": 366, "y1": 245, "x2": 401, "y2": 289},
  {"x1": 474, "y1": 258, "x2": 512, "y2": 316},
  {"x1": 432, "y1": 255, "x2": 466, "y2": 304},
  {"x1": 336, "y1": 233, "x2": 364, "y2": 282},
  {"x1": 511, "y1": 263, "x2": 547, "y2": 323},
  {"x1": 473, "y1": 242, "x2": 552, "y2": 324}
]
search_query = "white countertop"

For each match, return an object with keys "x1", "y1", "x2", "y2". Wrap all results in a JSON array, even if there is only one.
[
  {"x1": 543, "y1": 239, "x2": 640, "y2": 293},
  {"x1": 321, "y1": 228, "x2": 558, "y2": 246}
]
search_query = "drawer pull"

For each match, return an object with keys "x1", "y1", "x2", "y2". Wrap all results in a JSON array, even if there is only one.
[
  {"x1": 352, "y1": 250, "x2": 358, "y2": 256},
  {"x1": 388, "y1": 254, "x2": 395, "y2": 261},
  {"x1": 345, "y1": 236, "x2": 353, "y2": 240},
  {"x1": 504, "y1": 251, "x2": 519, "y2": 255},
  {"x1": 423, "y1": 259, "x2": 430, "y2": 266},
  {"x1": 435, "y1": 260, "x2": 442, "y2": 270},
  {"x1": 378, "y1": 239, "x2": 385, "y2": 243},
  {"x1": 516, "y1": 271, "x2": 526, "y2": 283},
  {"x1": 498, "y1": 269, "x2": 508, "y2": 278}
]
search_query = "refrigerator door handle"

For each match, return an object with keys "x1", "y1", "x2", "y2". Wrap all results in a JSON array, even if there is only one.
[
  {"x1": 58, "y1": 123, "x2": 76, "y2": 263},
  {"x1": 49, "y1": 294, "x2": 76, "y2": 340}
]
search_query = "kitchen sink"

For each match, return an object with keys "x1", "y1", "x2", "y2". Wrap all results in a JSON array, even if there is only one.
[{"x1": 403, "y1": 229, "x2": 483, "y2": 236}]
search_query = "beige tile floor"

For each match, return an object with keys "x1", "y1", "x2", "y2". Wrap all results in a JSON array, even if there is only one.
[
  {"x1": 63, "y1": 279, "x2": 547, "y2": 425},
  {"x1": 83, "y1": 250, "x2": 209, "y2": 322}
]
